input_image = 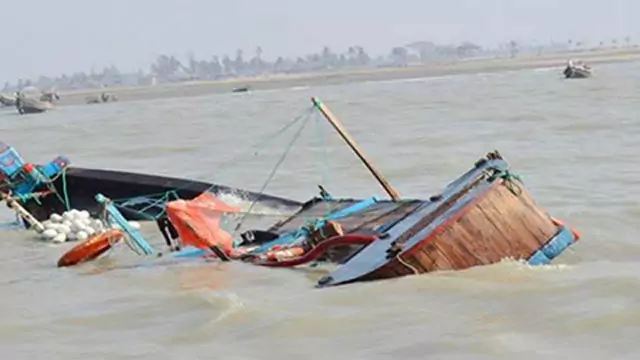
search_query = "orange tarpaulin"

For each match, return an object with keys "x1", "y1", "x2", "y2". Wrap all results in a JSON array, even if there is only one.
[{"x1": 166, "y1": 193, "x2": 241, "y2": 254}]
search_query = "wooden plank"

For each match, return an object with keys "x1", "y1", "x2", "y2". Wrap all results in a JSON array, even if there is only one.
[
  {"x1": 477, "y1": 193, "x2": 537, "y2": 256},
  {"x1": 458, "y1": 204, "x2": 520, "y2": 263},
  {"x1": 460, "y1": 204, "x2": 510, "y2": 258},
  {"x1": 488, "y1": 188, "x2": 551, "y2": 256},
  {"x1": 447, "y1": 217, "x2": 497, "y2": 264},
  {"x1": 486, "y1": 186, "x2": 549, "y2": 249},
  {"x1": 499, "y1": 185, "x2": 556, "y2": 241},
  {"x1": 443, "y1": 221, "x2": 488, "y2": 267},
  {"x1": 410, "y1": 249, "x2": 438, "y2": 272},
  {"x1": 478, "y1": 205, "x2": 535, "y2": 257},
  {"x1": 432, "y1": 224, "x2": 479, "y2": 269},
  {"x1": 343, "y1": 201, "x2": 422, "y2": 233}
]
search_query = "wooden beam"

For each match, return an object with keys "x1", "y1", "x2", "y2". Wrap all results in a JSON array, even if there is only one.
[{"x1": 311, "y1": 97, "x2": 402, "y2": 201}]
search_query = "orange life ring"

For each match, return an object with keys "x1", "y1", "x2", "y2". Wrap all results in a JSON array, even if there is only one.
[{"x1": 57, "y1": 229, "x2": 125, "y2": 268}]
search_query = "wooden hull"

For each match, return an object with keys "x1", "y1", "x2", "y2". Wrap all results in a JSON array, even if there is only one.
[{"x1": 317, "y1": 151, "x2": 579, "y2": 287}]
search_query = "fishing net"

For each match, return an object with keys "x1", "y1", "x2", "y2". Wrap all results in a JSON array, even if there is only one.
[{"x1": 166, "y1": 193, "x2": 241, "y2": 254}]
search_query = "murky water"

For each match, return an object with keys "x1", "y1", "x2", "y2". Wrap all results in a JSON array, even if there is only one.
[{"x1": 1, "y1": 61, "x2": 640, "y2": 359}]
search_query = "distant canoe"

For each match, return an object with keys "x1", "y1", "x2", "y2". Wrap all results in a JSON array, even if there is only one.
[{"x1": 232, "y1": 86, "x2": 251, "y2": 93}]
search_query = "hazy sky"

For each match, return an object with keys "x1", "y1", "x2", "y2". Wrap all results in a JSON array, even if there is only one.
[{"x1": 0, "y1": 0, "x2": 636, "y2": 83}]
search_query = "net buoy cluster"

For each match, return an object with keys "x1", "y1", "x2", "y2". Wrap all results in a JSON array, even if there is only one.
[{"x1": 38, "y1": 209, "x2": 141, "y2": 243}]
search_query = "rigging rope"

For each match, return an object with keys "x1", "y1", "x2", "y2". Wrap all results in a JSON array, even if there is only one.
[
  {"x1": 107, "y1": 106, "x2": 316, "y2": 208},
  {"x1": 204, "y1": 106, "x2": 316, "y2": 177},
  {"x1": 312, "y1": 111, "x2": 340, "y2": 217},
  {"x1": 232, "y1": 110, "x2": 313, "y2": 235},
  {"x1": 60, "y1": 167, "x2": 71, "y2": 211},
  {"x1": 486, "y1": 167, "x2": 523, "y2": 196},
  {"x1": 6, "y1": 165, "x2": 72, "y2": 210},
  {"x1": 11, "y1": 104, "x2": 340, "y2": 230}
]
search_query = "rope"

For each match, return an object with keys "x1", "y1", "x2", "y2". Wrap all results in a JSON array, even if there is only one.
[
  {"x1": 233, "y1": 111, "x2": 312, "y2": 235},
  {"x1": 314, "y1": 111, "x2": 330, "y2": 191},
  {"x1": 112, "y1": 190, "x2": 177, "y2": 204},
  {"x1": 211, "y1": 107, "x2": 315, "y2": 176},
  {"x1": 112, "y1": 191, "x2": 186, "y2": 221},
  {"x1": 396, "y1": 253, "x2": 420, "y2": 274},
  {"x1": 486, "y1": 167, "x2": 523, "y2": 196},
  {"x1": 2, "y1": 165, "x2": 71, "y2": 210},
  {"x1": 104, "y1": 106, "x2": 316, "y2": 207},
  {"x1": 59, "y1": 167, "x2": 71, "y2": 211},
  {"x1": 312, "y1": 111, "x2": 338, "y2": 217}
]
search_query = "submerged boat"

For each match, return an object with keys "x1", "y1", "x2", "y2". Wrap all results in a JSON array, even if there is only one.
[
  {"x1": 563, "y1": 60, "x2": 592, "y2": 78},
  {"x1": 52, "y1": 97, "x2": 581, "y2": 288},
  {"x1": 0, "y1": 142, "x2": 302, "y2": 224},
  {"x1": 86, "y1": 92, "x2": 118, "y2": 104}
]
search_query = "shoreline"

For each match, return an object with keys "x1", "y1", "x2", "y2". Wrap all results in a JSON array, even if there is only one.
[{"x1": 55, "y1": 47, "x2": 640, "y2": 105}]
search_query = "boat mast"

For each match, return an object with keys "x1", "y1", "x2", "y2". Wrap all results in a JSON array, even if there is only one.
[{"x1": 311, "y1": 97, "x2": 402, "y2": 201}]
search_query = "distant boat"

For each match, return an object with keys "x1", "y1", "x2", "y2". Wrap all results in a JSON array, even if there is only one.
[
  {"x1": 86, "y1": 92, "x2": 118, "y2": 104},
  {"x1": 232, "y1": 86, "x2": 251, "y2": 93},
  {"x1": 39, "y1": 91, "x2": 60, "y2": 103},
  {"x1": 13, "y1": 86, "x2": 54, "y2": 114},
  {"x1": 17, "y1": 97, "x2": 54, "y2": 114},
  {"x1": 15, "y1": 88, "x2": 54, "y2": 114},
  {"x1": 0, "y1": 93, "x2": 16, "y2": 107},
  {"x1": 563, "y1": 60, "x2": 592, "y2": 79}
]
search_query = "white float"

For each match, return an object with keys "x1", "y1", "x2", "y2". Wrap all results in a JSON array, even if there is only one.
[{"x1": 36, "y1": 208, "x2": 142, "y2": 243}]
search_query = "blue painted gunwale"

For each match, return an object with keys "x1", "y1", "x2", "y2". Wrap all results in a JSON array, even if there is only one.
[{"x1": 527, "y1": 226, "x2": 576, "y2": 265}]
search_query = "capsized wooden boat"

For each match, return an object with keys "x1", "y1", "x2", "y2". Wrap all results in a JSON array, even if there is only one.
[
  {"x1": 0, "y1": 142, "x2": 303, "y2": 224},
  {"x1": 315, "y1": 151, "x2": 580, "y2": 287},
  {"x1": 54, "y1": 98, "x2": 580, "y2": 288}
]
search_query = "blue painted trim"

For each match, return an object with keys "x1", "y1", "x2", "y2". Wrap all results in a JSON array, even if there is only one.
[
  {"x1": 171, "y1": 247, "x2": 208, "y2": 258},
  {"x1": 325, "y1": 197, "x2": 379, "y2": 220},
  {"x1": 95, "y1": 193, "x2": 156, "y2": 256},
  {"x1": 527, "y1": 226, "x2": 576, "y2": 265}
]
